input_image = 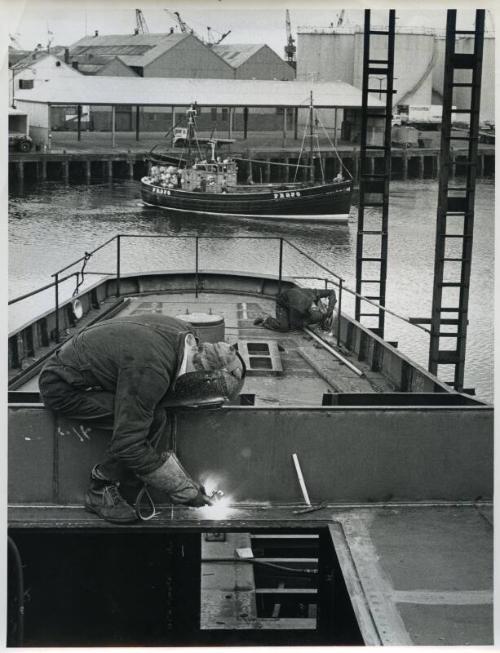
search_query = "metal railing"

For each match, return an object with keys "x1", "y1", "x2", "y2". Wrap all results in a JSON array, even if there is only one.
[{"x1": 9, "y1": 234, "x2": 430, "y2": 346}]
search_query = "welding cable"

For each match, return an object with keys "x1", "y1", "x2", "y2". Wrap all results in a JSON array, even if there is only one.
[
  {"x1": 134, "y1": 485, "x2": 161, "y2": 521},
  {"x1": 7, "y1": 536, "x2": 25, "y2": 647},
  {"x1": 202, "y1": 557, "x2": 317, "y2": 576}
]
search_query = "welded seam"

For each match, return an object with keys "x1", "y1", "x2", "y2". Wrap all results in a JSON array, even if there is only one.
[
  {"x1": 393, "y1": 589, "x2": 493, "y2": 605},
  {"x1": 337, "y1": 511, "x2": 413, "y2": 646}
]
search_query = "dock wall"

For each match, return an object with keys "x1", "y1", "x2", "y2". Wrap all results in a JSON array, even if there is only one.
[{"x1": 8, "y1": 146, "x2": 495, "y2": 184}]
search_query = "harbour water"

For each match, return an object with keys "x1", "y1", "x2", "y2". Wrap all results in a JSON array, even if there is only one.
[{"x1": 9, "y1": 177, "x2": 494, "y2": 402}]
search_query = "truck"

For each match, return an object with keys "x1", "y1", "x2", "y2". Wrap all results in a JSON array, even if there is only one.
[{"x1": 9, "y1": 109, "x2": 33, "y2": 153}]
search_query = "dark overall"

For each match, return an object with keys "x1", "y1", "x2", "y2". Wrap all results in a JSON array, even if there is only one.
[
  {"x1": 39, "y1": 314, "x2": 195, "y2": 483},
  {"x1": 262, "y1": 288, "x2": 336, "y2": 332}
]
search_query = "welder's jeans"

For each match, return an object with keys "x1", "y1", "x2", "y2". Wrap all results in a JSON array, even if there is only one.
[{"x1": 39, "y1": 369, "x2": 167, "y2": 483}]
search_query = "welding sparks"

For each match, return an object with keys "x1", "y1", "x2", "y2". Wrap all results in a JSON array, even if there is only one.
[{"x1": 199, "y1": 494, "x2": 233, "y2": 519}]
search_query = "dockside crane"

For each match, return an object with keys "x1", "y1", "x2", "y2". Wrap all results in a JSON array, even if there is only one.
[
  {"x1": 135, "y1": 8, "x2": 149, "y2": 34},
  {"x1": 164, "y1": 9, "x2": 231, "y2": 46},
  {"x1": 284, "y1": 9, "x2": 296, "y2": 67},
  {"x1": 337, "y1": 10, "x2": 345, "y2": 26}
]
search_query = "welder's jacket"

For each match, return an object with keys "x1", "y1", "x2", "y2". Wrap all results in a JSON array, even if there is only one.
[
  {"x1": 41, "y1": 314, "x2": 195, "y2": 475},
  {"x1": 276, "y1": 288, "x2": 335, "y2": 326}
]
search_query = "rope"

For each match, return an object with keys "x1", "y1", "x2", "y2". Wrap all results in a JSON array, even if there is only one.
[
  {"x1": 72, "y1": 251, "x2": 92, "y2": 298},
  {"x1": 315, "y1": 112, "x2": 353, "y2": 179}
]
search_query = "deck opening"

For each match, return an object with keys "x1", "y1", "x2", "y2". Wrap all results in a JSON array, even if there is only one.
[{"x1": 8, "y1": 528, "x2": 364, "y2": 647}]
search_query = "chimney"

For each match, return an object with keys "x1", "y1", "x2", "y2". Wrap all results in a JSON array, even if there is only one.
[
  {"x1": 72, "y1": 60, "x2": 79, "y2": 70},
  {"x1": 64, "y1": 48, "x2": 70, "y2": 64},
  {"x1": 94, "y1": 29, "x2": 99, "y2": 37}
]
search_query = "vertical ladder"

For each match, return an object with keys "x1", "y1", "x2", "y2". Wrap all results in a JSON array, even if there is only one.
[
  {"x1": 355, "y1": 10, "x2": 396, "y2": 338},
  {"x1": 428, "y1": 10, "x2": 484, "y2": 391}
]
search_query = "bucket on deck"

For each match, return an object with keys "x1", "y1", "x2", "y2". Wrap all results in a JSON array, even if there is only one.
[{"x1": 175, "y1": 311, "x2": 225, "y2": 342}]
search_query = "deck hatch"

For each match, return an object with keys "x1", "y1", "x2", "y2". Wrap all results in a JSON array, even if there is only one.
[{"x1": 238, "y1": 340, "x2": 283, "y2": 375}]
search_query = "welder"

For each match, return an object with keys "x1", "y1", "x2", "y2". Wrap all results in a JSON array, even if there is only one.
[
  {"x1": 254, "y1": 287, "x2": 337, "y2": 332},
  {"x1": 39, "y1": 314, "x2": 246, "y2": 524}
]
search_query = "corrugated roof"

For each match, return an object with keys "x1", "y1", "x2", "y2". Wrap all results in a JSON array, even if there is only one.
[
  {"x1": 14, "y1": 75, "x2": 385, "y2": 109},
  {"x1": 212, "y1": 43, "x2": 265, "y2": 68},
  {"x1": 70, "y1": 32, "x2": 189, "y2": 68}
]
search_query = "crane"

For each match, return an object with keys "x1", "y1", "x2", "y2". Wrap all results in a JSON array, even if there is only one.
[
  {"x1": 164, "y1": 10, "x2": 231, "y2": 46},
  {"x1": 135, "y1": 9, "x2": 149, "y2": 34},
  {"x1": 284, "y1": 10, "x2": 296, "y2": 65},
  {"x1": 336, "y1": 10, "x2": 345, "y2": 27}
]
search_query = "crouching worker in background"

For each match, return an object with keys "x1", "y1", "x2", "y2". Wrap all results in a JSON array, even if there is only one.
[
  {"x1": 254, "y1": 287, "x2": 337, "y2": 333},
  {"x1": 39, "y1": 314, "x2": 246, "y2": 524}
]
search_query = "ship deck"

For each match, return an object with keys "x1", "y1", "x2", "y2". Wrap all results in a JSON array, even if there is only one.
[
  {"x1": 13, "y1": 290, "x2": 393, "y2": 398},
  {"x1": 8, "y1": 281, "x2": 494, "y2": 646}
]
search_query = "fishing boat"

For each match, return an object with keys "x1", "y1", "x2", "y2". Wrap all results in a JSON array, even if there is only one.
[
  {"x1": 141, "y1": 102, "x2": 352, "y2": 224},
  {"x1": 7, "y1": 233, "x2": 493, "y2": 646}
]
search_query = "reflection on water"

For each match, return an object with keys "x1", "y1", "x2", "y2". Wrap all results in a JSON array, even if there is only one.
[{"x1": 9, "y1": 177, "x2": 494, "y2": 402}]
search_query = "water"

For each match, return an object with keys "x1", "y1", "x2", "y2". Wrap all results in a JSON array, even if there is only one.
[{"x1": 9, "y1": 177, "x2": 494, "y2": 402}]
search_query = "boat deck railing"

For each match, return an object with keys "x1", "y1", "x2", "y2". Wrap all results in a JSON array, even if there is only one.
[{"x1": 9, "y1": 234, "x2": 431, "y2": 348}]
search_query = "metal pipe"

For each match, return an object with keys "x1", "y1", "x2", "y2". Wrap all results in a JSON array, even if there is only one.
[
  {"x1": 195, "y1": 236, "x2": 199, "y2": 298},
  {"x1": 278, "y1": 238, "x2": 284, "y2": 294},
  {"x1": 54, "y1": 272, "x2": 60, "y2": 343},
  {"x1": 116, "y1": 234, "x2": 121, "y2": 297},
  {"x1": 7, "y1": 536, "x2": 24, "y2": 647},
  {"x1": 304, "y1": 327, "x2": 364, "y2": 377},
  {"x1": 337, "y1": 278, "x2": 343, "y2": 347},
  {"x1": 292, "y1": 453, "x2": 311, "y2": 505}
]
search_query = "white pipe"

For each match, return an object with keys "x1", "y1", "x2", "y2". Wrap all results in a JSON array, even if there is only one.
[
  {"x1": 292, "y1": 453, "x2": 311, "y2": 506},
  {"x1": 304, "y1": 326, "x2": 364, "y2": 377}
]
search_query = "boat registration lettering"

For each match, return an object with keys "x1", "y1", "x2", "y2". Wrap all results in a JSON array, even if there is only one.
[
  {"x1": 273, "y1": 190, "x2": 301, "y2": 200},
  {"x1": 153, "y1": 187, "x2": 171, "y2": 196}
]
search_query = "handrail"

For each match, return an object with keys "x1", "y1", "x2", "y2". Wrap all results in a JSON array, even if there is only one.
[
  {"x1": 9, "y1": 233, "x2": 430, "y2": 340},
  {"x1": 8, "y1": 272, "x2": 79, "y2": 306}
]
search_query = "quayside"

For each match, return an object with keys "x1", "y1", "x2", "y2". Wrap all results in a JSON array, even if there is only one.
[{"x1": 8, "y1": 235, "x2": 493, "y2": 647}]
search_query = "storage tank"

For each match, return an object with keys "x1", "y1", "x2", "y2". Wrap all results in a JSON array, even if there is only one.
[
  {"x1": 353, "y1": 28, "x2": 435, "y2": 106},
  {"x1": 296, "y1": 28, "x2": 356, "y2": 83},
  {"x1": 453, "y1": 35, "x2": 495, "y2": 124}
]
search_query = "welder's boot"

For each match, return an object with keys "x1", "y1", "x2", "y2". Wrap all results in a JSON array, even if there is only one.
[
  {"x1": 85, "y1": 465, "x2": 138, "y2": 523},
  {"x1": 138, "y1": 453, "x2": 212, "y2": 507}
]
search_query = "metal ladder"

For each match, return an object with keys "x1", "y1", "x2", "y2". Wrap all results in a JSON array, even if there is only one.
[
  {"x1": 427, "y1": 10, "x2": 485, "y2": 391},
  {"x1": 354, "y1": 10, "x2": 396, "y2": 338}
]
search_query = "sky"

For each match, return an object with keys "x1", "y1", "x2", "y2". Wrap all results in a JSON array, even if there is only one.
[{"x1": 5, "y1": 1, "x2": 495, "y2": 58}]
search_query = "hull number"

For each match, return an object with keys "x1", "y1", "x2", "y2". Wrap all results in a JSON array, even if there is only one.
[
  {"x1": 152, "y1": 186, "x2": 171, "y2": 196},
  {"x1": 274, "y1": 190, "x2": 301, "y2": 200}
]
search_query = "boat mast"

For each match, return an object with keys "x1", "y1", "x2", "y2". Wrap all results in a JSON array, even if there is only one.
[
  {"x1": 187, "y1": 103, "x2": 196, "y2": 165},
  {"x1": 309, "y1": 91, "x2": 315, "y2": 183}
]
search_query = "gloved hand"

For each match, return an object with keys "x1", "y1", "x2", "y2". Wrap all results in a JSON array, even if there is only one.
[
  {"x1": 184, "y1": 486, "x2": 214, "y2": 507},
  {"x1": 320, "y1": 312, "x2": 334, "y2": 331}
]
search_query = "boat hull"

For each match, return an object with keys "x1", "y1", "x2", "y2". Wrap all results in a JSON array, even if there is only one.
[{"x1": 141, "y1": 179, "x2": 352, "y2": 223}]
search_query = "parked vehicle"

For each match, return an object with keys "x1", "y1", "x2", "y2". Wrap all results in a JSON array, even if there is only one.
[{"x1": 8, "y1": 110, "x2": 33, "y2": 153}]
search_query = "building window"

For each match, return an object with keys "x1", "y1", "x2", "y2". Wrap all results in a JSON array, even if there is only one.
[
  {"x1": 221, "y1": 108, "x2": 228, "y2": 121},
  {"x1": 19, "y1": 79, "x2": 34, "y2": 90},
  {"x1": 211, "y1": 107, "x2": 217, "y2": 121}
]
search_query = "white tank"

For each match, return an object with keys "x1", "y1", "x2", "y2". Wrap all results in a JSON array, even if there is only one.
[{"x1": 353, "y1": 29, "x2": 435, "y2": 106}]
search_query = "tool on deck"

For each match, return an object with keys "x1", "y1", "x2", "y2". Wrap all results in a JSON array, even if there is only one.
[{"x1": 291, "y1": 453, "x2": 328, "y2": 514}]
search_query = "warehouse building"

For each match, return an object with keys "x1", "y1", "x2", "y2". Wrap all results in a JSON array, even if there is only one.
[
  {"x1": 13, "y1": 75, "x2": 384, "y2": 148},
  {"x1": 212, "y1": 43, "x2": 295, "y2": 80},
  {"x1": 69, "y1": 32, "x2": 234, "y2": 79}
]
